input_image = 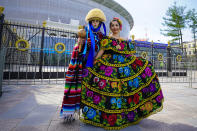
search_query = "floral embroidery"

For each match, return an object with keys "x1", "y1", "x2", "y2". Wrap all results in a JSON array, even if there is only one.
[
  {"x1": 132, "y1": 63, "x2": 137, "y2": 70},
  {"x1": 110, "y1": 98, "x2": 116, "y2": 104},
  {"x1": 119, "y1": 67, "x2": 123, "y2": 73},
  {"x1": 145, "y1": 102, "x2": 153, "y2": 111},
  {"x1": 113, "y1": 54, "x2": 117, "y2": 60},
  {"x1": 87, "y1": 90, "x2": 93, "y2": 97},
  {"x1": 83, "y1": 106, "x2": 89, "y2": 113},
  {"x1": 124, "y1": 66, "x2": 130, "y2": 77},
  {"x1": 145, "y1": 67, "x2": 152, "y2": 77},
  {"x1": 142, "y1": 88, "x2": 149, "y2": 93},
  {"x1": 93, "y1": 77, "x2": 99, "y2": 83},
  {"x1": 128, "y1": 80, "x2": 132, "y2": 87},
  {"x1": 127, "y1": 111, "x2": 135, "y2": 121},
  {"x1": 133, "y1": 93, "x2": 140, "y2": 104},
  {"x1": 108, "y1": 114, "x2": 117, "y2": 126},
  {"x1": 121, "y1": 112, "x2": 126, "y2": 119},
  {"x1": 118, "y1": 55, "x2": 124, "y2": 63},
  {"x1": 111, "y1": 82, "x2": 118, "y2": 88},
  {"x1": 101, "y1": 39, "x2": 109, "y2": 47},
  {"x1": 100, "y1": 65, "x2": 106, "y2": 70},
  {"x1": 102, "y1": 112, "x2": 108, "y2": 120},
  {"x1": 119, "y1": 42, "x2": 125, "y2": 50},
  {"x1": 98, "y1": 80, "x2": 106, "y2": 90},
  {"x1": 133, "y1": 78, "x2": 139, "y2": 88},
  {"x1": 128, "y1": 96, "x2": 132, "y2": 104},
  {"x1": 105, "y1": 67, "x2": 113, "y2": 76},
  {"x1": 80, "y1": 37, "x2": 163, "y2": 130},
  {"x1": 135, "y1": 59, "x2": 143, "y2": 67},
  {"x1": 118, "y1": 83, "x2": 122, "y2": 92},
  {"x1": 149, "y1": 83, "x2": 156, "y2": 92},
  {"x1": 87, "y1": 108, "x2": 96, "y2": 119},
  {"x1": 117, "y1": 98, "x2": 122, "y2": 109},
  {"x1": 141, "y1": 73, "x2": 146, "y2": 78},
  {"x1": 116, "y1": 45, "x2": 121, "y2": 50},
  {"x1": 156, "y1": 95, "x2": 163, "y2": 103},
  {"x1": 93, "y1": 95, "x2": 101, "y2": 104},
  {"x1": 112, "y1": 40, "x2": 118, "y2": 46}
]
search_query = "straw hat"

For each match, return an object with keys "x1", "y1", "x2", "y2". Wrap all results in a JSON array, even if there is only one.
[{"x1": 85, "y1": 8, "x2": 106, "y2": 23}]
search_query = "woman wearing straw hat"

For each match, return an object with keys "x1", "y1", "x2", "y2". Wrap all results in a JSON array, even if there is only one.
[{"x1": 60, "y1": 8, "x2": 107, "y2": 121}]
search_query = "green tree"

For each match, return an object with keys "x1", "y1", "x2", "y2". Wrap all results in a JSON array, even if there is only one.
[
  {"x1": 188, "y1": 9, "x2": 197, "y2": 55},
  {"x1": 161, "y1": 2, "x2": 188, "y2": 51}
]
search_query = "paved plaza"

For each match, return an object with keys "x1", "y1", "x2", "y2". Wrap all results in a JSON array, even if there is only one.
[{"x1": 0, "y1": 82, "x2": 197, "y2": 131}]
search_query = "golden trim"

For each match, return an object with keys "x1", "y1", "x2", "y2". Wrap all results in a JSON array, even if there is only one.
[
  {"x1": 80, "y1": 100, "x2": 164, "y2": 130},
  {"x1": 98, "y1": 56, "x2": 136, "y2": 67},
  {"x1": 82, "y1": 73, "x2": 156, "y2": 97},
  {"x1": 87, "y1": 60, "x2": 148, "y2": 82},
  {"x1": 81, "y1": 88, "x2": 161, "y2": 113},
  {"x1": 102, "y1": 47, "x2": 136, "y2": 54},
  {"x1": 15, "y1": 39, "x2": 30, "y2": 51},
  {"x1": 54, "y1": 42, "x2": 66, "y2": 54}
]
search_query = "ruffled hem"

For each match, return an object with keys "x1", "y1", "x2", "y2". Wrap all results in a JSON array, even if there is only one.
[
  {"x1": 59, "y1": 110, "x2": 79, "y2": 119},
  {"x1": 80, "y1": 100, "x2": 164, "y2": 130}
]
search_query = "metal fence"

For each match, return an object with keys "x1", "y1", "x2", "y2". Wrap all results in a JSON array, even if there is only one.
[
  {"x1": 0, "y1": 15, "x2": 197, "y2": 87},
  {"x1": 0, "y1": 15, "x2": 77, "y2": 85},
  {"x1": 134, "y1": 40, "x2": 197, "y2": 86}
]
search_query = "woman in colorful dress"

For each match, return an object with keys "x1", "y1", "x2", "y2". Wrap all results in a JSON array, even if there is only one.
[
  {"x1": 80, "y1": 17, "x2": 164, "y2": 130},
  {"x1": 60, "y1": 8, "x2": 106, "y2": 121}
]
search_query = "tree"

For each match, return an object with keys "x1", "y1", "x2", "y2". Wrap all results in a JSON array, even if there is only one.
[
  {"x1": 187, "y1": 9, "x2": 197, "y2": 55},
  {"x1": 161, "y1": 2, "x2": 188, "y2": 51}
]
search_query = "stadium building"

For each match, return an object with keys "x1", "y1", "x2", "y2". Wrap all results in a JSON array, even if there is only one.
[{"x1": 0, "y1": 0, "x2": 134, "y2": 37}]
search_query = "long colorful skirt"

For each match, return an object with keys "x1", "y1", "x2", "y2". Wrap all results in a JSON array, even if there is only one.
[
  {"x1": 80, "y1": 53, "x2": 164, "y2": 130},
  {"x1": 60, "y1": 44, "x2": 82, "y2": 118}
]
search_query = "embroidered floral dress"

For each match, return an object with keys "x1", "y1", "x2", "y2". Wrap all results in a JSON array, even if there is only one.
[{"x1": 80, "y1": 36, "x2": 164, "y2": 130}]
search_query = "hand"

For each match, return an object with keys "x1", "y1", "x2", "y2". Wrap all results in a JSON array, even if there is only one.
[{"x1": 94, "y1": 59, "x2": 99, "y2": 64}]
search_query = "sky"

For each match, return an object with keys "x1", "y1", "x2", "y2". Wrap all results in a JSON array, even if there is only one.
[{"x1": 114, "y1": 0, "x2": 197, "y2": 43}]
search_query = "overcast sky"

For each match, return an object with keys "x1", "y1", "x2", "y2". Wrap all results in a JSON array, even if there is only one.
[{"x1": 114, "y1": 0, "x2": 197, "y2": 43}]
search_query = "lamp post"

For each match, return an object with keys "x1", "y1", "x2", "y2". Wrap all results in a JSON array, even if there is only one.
[{"x1": 167, "y1": 41, "x2": 172, "y2": 77}]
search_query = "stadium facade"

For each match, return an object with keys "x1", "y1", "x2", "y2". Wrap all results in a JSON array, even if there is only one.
[{"x1": 0, "y1": 0, "x2": 133, "y2": 37}]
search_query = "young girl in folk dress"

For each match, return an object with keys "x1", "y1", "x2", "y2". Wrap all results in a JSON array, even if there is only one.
[{"x1": 80, "y1": 17, "x2": 164, "y2": 130}]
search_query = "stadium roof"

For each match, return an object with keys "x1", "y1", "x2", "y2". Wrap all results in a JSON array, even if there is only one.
[{"x1": 92, "y1": 0, "x2": 134, "y2": 29}]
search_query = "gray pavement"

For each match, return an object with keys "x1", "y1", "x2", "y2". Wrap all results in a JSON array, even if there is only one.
[{"x1": 0, "y1": 83, "x2": 197, "y2": 131}]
